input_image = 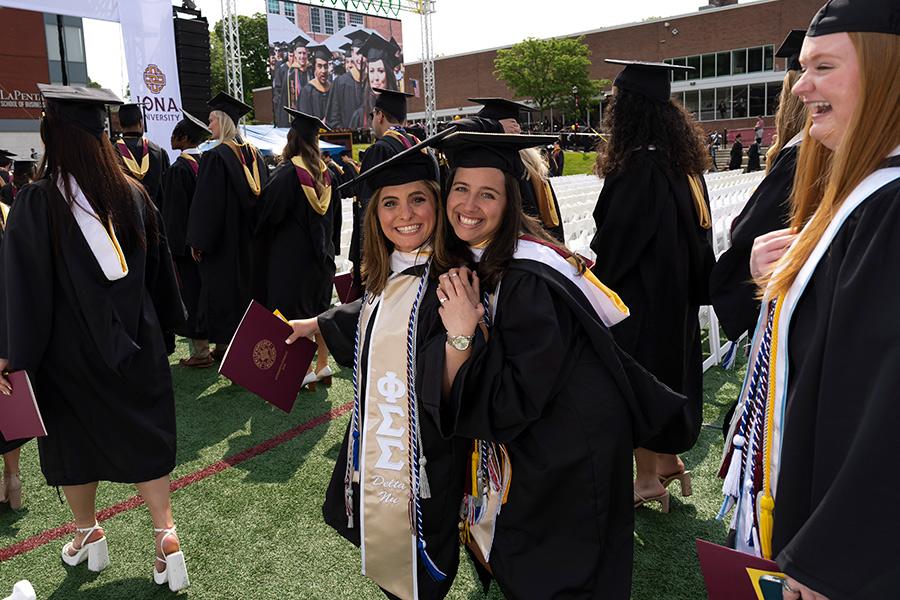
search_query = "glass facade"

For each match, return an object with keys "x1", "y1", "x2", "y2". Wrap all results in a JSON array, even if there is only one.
[
  {"x1": 666, "y1": 45, "x2": 775, "y2": 79},
  {"x1": 43, "y1": 14, "x2": 88, "y2": 86},
  {"x1": 671, "y1": 81, "x2": 782, "y2": 121}
]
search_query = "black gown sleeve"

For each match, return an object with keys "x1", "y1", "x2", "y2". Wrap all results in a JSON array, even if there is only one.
[
  {"x1": 316, "y1": 298, "x2": 363, "y2": 367},
  {"x1": 141, "y1": 189, "x2": 186, "y2": 333},
  {"x1": 161, "y1": 162, "x2": 193, "y2": 256},
  {"x1": 186, "y1": 151, "x2": 228, "y2": 253},
  {"x1": 0, "y1": 184, "x2": 55, "y2": 368}
]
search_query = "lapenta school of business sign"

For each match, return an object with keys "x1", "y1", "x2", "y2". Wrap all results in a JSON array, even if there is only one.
[{"x1": 0, "y1": 89, "x2": 44, "y2": 110}]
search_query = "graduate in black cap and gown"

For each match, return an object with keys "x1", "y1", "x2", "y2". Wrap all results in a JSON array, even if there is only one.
[
  {"x1": 0, "y1": 83, "x2": 190, "y2": 590},
  {"x1": 0, "y1": 149, "x2": 13, "y2": 187},
  {"x1": 423, "y1": 131, "x2": 686, "y2": 599},
  {"x1": 350, "y1": 34, "x2": 399, "y2": 130},
  {"x1": 255, "y1": 109, "x2": 338, "y2": 388},
  {"x1": 590, "y1": 60, "x2": 715, "y2": 510},
  {"x1": 299, "y1": 45, "x2": 334, "y2": 120},
  {"x1": 719, "y1": 2, "x2": 900, "y2": 597},
  {"x1": 187, "y1": 92, "x2": 268, "y2": 356},
  {"x1": 328, "y1": 30, "x2": 369, "y2": 129},
  {"x1": 162, "y1": 111, "x2": 213, "y2": 367},
  {"x1": 286, "y1": 136, "x2": 471, "y2": 600},
  {"x1": 287, "y1": 36, "x2": 312, "y2": 110},
  {"x1": 0, "y1": 159, "x2": 35, "y2": 206},
  {"x1": 709, "y1": 30, "x2": 807, "y2": 342},
  {"x1": 115, "y1": 103, "x2": 170, "y2": 212},
  {"x1": 272, "y1": 43, "x2": 291, "y2": 127}
]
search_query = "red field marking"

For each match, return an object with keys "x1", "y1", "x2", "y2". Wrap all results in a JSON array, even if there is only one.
[{"x1": 0, "y1": 401, "x2": 353, "y2": 562}]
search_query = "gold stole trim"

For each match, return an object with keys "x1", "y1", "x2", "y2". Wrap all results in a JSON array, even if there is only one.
[
  {"x1": 290, "y1": 156, "x2": 332, "y2": 215},
  {"x1": 0, "y1": 201, "x2": 9, "y2": 230},
  {"x1": 223, "y1": 141, "x2": 262, "y2": 197},
  {"x1": 687, "y1": 174, "x2": 712, "y2": 229},
  {"x1": 105, "y1": 217, "x2": 128, "y2": 274},
  {"x1": 117, "y1": 138, "x2": 150, "y2": 180},
  {"x1": 530, "y1": 175, "x2": 560, "y2": 228},
  {"x1": 358, "y1": 274, "x2": 420, "y2": 599},
  {"x1": 310, "y1": 78, "x2": 331, "y2": 94}
]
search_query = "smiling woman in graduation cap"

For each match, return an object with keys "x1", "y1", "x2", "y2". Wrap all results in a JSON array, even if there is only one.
[
  {"x1": 720, "y1": 1, "x2": 900, "y2": 597},
  {"x1": 186, "y1": 92, "x2": 268, "y2": 357},
  {"x1": 0, "y1": 84, "x2": 189, "y2": 591},
  {"x1": 427, "y1": 131, "x2": 686, "y2": 599},
  {"x1": 350, "y1": 34, "x2": 400, "y2": 131},
  {"x1": 590, "y1": 59, "x2": 716, "y2": 512},
  {"x1": 286, "y1": 132, "x2": 470, "y2": 600},
  {"x1": 255, "y1": 109, "x2": 340, "y2": 389}
]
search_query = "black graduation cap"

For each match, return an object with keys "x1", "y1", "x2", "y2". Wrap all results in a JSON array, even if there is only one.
[
  {"x1": 360, "y1": 34, "x2": 399, "y2": 69},
  {"x1": 0, "y1": 150, "x2": 14, "y2": 159},
  {"x1": 13, "y1": 159, "x2": 34, "y2": 174},
  {"x1": 285, "y1": 107, "x2": 330, "y2": 141},
  {"x1": 117, "y1": 102, "x2": 144, "y2": 127},
  {"x1": 344, "y1": 28, "x2": 370, "y2": 49},
  {"x1": 339, "y1": 41, "x2": 352, "y2": 54},
  {"x1": 181, "y1": 109, "x2": 212, "y2": 138},
  {"x1": 775, "y1": 29, "x2": 806, "y2": 72},
  {"x1": 388, "y1": 37, "x2": 402, "y2": 60},
  {"x1": 291, "y1": 34, "x2": 311, "y2": 50},
  {"x1": 207, "y1": 91, "x2": 252, "y2": 125},
  {"x1": 807, "y1": 0, "x2": 900, "y2": 37},
  {"x1": 37, "y1": 83, "x2": 123, "y2": 139},
  {"x1": 431, "y1": 131, "x2": 557, "y2": 179},
  {"x1": 338, "y1": 127, "x2": 455, "y2": 193},
  {"x1": 605, "y1": 59, "x2": 693, "y2": 104},
  {"x1": 468, "y1": 98, "x2": 535, "y2": 121},
  {"x1": 374, "y1": 88, "x2": 413, "y2": 122},
  {"x1": 308, "y1": 44, "x2": 332, "y2": 63}
]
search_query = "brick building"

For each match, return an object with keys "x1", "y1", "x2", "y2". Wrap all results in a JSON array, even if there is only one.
[{"x1": 403, "y1": 0, "x2": 825, "y2": 136}]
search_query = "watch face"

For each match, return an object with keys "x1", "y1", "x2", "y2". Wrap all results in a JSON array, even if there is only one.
[{"x1": 449, "y1": 336, "x2": 471, "y2": 351}]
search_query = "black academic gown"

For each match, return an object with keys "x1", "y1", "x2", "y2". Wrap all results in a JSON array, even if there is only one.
[
  {"x1": 327, "y1": 70, "x2": 364, "y2": 129},
  {"x1": 298, "y1": 81, "x2": 332, "y2": 121},
  {"x1": 772, "y1": 159, "x2": 900, "y2": 599},
  {"x1": 162, "y1": 153, "x2": 206, "y2": 340},
  {"x1": 254, "y1": 162, "x2": 337, "y2": 320},
  {"x1": 326, "y1": 162, "x2": 344, "y2": 253},
  {"x1": 423, "y1": 261, "x2": 686, "y2": 600},
  {"x1": 729, "y1": 141, "x2": 744, "y2": 170},
  {"x1": 287, "y1": 66, "x2": 310, "y2": 110},
  {"x1": 746, "y1": 143, "x2": 761, "y2": 172},
  {"x1": 550, "y1": 148, "x2": 565, "y2": 177},
  {"x1": 709, "y1": 144, "x2": 797, "y2": 340},
  {"x1": 272, "y1": 61, "x2": 289, "y2": 127},
  {"x1": 318, "y1": 268, "x2": 470, "y2": 600},
  {"x1": 186, "y1": 142, "x2": 268, "y2": 344},
  {"x1": 120, "y1": 135, "x2": 170, "y2": 211},
  {"x1": 0, "y1": 179, "x2": 184, "y2": 485},
  {"x1": 590, "y1": 149, "x2": 715, "y2": 452},
  {"x1": 0, "y1": 184, "x2": 18, "y2": 207}
]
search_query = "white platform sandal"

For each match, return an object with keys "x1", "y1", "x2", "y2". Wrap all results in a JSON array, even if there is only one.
[
  {"x1": 316, "y1": 365, "x2": 333, "y2": 386},
  {"x1": 153, "y1": 526, "x2": 190, "y2": 592},
  {"x1": 61, "y1": 522, "x2": 109, "y2": 572}
]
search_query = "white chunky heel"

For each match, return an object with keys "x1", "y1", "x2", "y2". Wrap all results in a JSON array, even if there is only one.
[
  {"x1": 61, "y1": 522, "x2": 109, "y2": 572},
  {"x1": 153, "y1": 526, "x2": 190, "y2": 592}
]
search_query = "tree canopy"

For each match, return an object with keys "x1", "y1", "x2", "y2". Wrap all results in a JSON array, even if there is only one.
[
  {"x1": 494, "y1": 37, "x2": 606, "y2": 116},
  {"x1": 211, "y1": 12, "x2": 269, "y2": 121}
]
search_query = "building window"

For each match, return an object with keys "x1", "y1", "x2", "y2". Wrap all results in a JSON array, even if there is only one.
[
  {"x1": 766, "y1": 81, "x2": 782, "y2": 116},
  {"x1": 336, "y1": 11, "x2": 347, "y2": 29},
  {"x1": 324, "y1": 8, "x2": 335, "y2": 34},
  {"x1": 732, "y1": 49, "x2": 747, "y2": 75},
  {"x1": 684, "y1": 90, "x2": 699, "y2": 120},
  {"x1": 266, "y1": 0, "x2": 280, "y2": 13},
  {"x1": 732, "y1": 84, "x2": 748, "y2": 118},
  {"x1": 715, "y1": 87, "x2": 731, "y2": 120},
  {"x1": 748, "y1": 46, "x2": 763, "y2": 73},
  {"x1": 672, "y1": 57, "x2": 688, "y2": 82},
  {"x1": 686, "y1": 55, "x2": 701, "y2": 80},
  {"x1": 749, "y1": 83, "x2": 766, "y2": 116},
  {"x1": 349, "y1": 12, "x2": 364, "y2": 26},
  {"x1": 764, "y1": 45, "x2": 774, "y2": 71},
  {"x1": 284, "y1": 2, "x2": 295, "y2": 19},
  {"x1": 45, "y1": 23, "x2": 61, "y2": 60},
  {"x1": 716, "y1": 51, "x2": 730, "y2": 77},
  {"x1": 310, "y1": 7, "x2": 322, "y2": 33},
  {"x1": 701, "y1": 53, "x2": 716, "y2": 79},
  {"x1": 700, "y1": 88, "x2": 716, "y2": 121}
]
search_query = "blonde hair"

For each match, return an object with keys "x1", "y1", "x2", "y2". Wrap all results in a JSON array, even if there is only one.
[
  {"x1": 212, "y1": 110, "x2": 238, "y2": 144},
  {"x1": 520, "y1": 147, "x2": 549, "y2": 181},
  {"x1": 762, "y1": 32, "x2": 900, "y2": 299},
  {"x1": 765, "y1": 70, "x2": 808, "y2": 173}
]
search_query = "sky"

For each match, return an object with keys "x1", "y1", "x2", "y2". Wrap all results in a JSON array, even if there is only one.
[{"x1": 84, "y1": 0, "x2": 755, "y2": 97}]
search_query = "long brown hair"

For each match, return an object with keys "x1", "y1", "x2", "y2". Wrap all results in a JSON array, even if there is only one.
[
  {"x1": 765, "y1": 70, "x2": 807, "y2": 173},
  {"x1": 444, "y1": 168, "x2": 584, "y2": 292},
  {"x1": 283, "y1": 128, "x2": 325, "y2": 196},
  {"x1": 38, "y1": 106, "x2": 150, "y2": 250},
  {"x1": 361, "y1": 179, "x2": 459, "y2": 295},
  {"x1": 594, "y1": 88, "x2": 710, "y2": 177},
  {"x1": 763, "y1": 32, "x2": 900, "y2": 298}
]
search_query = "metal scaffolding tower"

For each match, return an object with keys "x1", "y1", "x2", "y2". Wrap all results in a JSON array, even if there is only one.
[
  {"x1": 414, "y1": 0, "x2": 437, "y2": 136},
  {"x1": 220, "y1": 0, "x2": 244, "y2": 103}
]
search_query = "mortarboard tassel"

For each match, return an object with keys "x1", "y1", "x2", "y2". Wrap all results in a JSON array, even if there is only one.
[{"x1": 417, "y1": 538, "x2": 447, "y2": 582}]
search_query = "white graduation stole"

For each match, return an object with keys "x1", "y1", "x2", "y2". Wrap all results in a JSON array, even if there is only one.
[{"x1": 58, "y1": 175, "x2": 128, "y2": 281}]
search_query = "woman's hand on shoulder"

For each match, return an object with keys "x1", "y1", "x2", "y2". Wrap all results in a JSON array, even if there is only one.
[
  {"x1": 750, "y1": 228, "x2": 797, "y2": 281},
  {"x1": 437, "y1": 267, "x2": 484, "y2": 337}
]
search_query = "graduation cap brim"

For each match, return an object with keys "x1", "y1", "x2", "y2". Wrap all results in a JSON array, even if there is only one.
[
  {"x1": 207, "y1": 91, "x2": 252, "y2": 124},
  {"x1": 343, "y1": 28, "x2": 371, "y2": 48},
  {"x1": 182, "y1": 110, "x2": 213, "y2": 136},
  {"x1": 605, "y1": 59, "x2": 692, "y2": 104},
  {"x1": 432, "y1": 131, "x2": 558, "y2": 179},
  {"x1": 775, "y1": 29, "x2": 806, "y2": 71},
  {"x1": 373, "y1": 88, "x2": 413, "y2": 122},
  {"x1": 285, "y1": 107, "x2": 331, "y2": 140},
  {"x1": 290, "y1": 34, "x2": 312, "y2": 48},
  {"x1": 468, "y1": 97, "x2": 535, "y2": 121},
  {"x1": 359, "y1": 34, "x2": 399, "y2": 69},
  {"x1": 807, "y1": 0, "x2": 900, "y2": 37},
  {"x1": 337, "y1": 126, "x2": 457, "y2": 193},
  {"x1": 308, "y1": 44, "x2": 333, "y2": 62},
  {"x1": 13, "y1": 160, "x2": 35, "y2": 171},
  {"x1": 38, "y1": 83, "x2": 122, "y2": 139},
  {"x1": 0, "y1": 150, "x2": 16, "y2": 159}
]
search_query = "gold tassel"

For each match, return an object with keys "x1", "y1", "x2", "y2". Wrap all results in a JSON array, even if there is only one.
[{"x1": 759, "y1": 493, "x2": 775, "y2": 559}]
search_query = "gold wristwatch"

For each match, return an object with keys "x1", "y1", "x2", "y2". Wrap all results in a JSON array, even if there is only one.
[{"x1": 447, "y1": 334, "x2": 475, "y2": 351}]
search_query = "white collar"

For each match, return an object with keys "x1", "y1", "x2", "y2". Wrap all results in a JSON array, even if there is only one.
[
  {"x1": 469, "y1": 246, "x2": 485, "y2": 262},
  {"x1": 390, "y1": 247, "x2": 431, "y2": 274},
  {"x1": 183, "y1": 147, "x2": 202, "y2": 155}
]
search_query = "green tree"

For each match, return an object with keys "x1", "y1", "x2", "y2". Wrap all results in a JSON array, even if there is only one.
[
  {"x1": 210, "y1": 12, "x2": 270, "y2": 121},
  {"x1": 494, "y1": 37, "x2": 606, "y2": 119}
]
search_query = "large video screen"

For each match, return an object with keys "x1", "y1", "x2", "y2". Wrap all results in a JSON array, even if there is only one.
[{"x1": 266, "y1": 1, "x2": 405, "y2": 130}]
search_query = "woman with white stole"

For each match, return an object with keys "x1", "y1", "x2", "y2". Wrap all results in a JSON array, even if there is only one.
[
  {"x1": 424, "y1": 131, "x2": 687, "y2": 599},
  {"x1": 719, "y1": 1, "x2": 900, "y2": 597},
  {"x1": 286, "y1": 138, "x2": 470, "y2": 600}
]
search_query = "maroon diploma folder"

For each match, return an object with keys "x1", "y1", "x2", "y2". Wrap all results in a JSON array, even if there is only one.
[
  {"x1": 333, "y1": 271, "x2": 361, "y2": 304},
  {"x1": 218, "y1": 301, "x2": 317, "y2": 413},
  {"x1": 0, "y1": 371, "x2": 46, "y2": 440},
  {"x1": 696, "y1": 539, "x2": 783, "y2": 600}
]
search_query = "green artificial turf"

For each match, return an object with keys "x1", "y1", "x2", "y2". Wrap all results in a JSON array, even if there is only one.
[
  {"x1": 0, "y1": 337, "x2": 743, "y2": 599},
  {"x1": 562, "y1": 152, "x2": 598, "y2": 176}
]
